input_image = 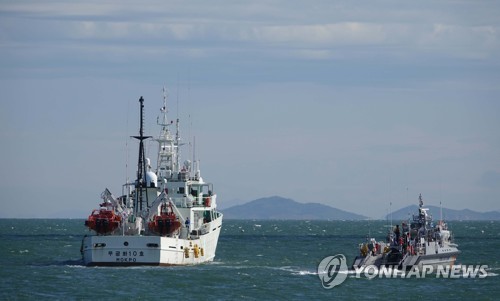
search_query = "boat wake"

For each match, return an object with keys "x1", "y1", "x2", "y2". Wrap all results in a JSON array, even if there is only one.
[
  {"x1": 28, "y1": 259, "x2": 85, "y2": 268},
  {"x1": 485, "y1": 266, "x2": 499, "y2": 277}
]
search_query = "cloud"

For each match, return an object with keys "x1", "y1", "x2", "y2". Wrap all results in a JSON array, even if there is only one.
[
  {"x1": 2, "y1": 0, "x2": 499, "y2": 64},
  {"x1": 418, "y1": 24, "x2": 499, "y2": 59},
  {"x1": 245, "y1": 22, "x2": 387, "y2": 45}
]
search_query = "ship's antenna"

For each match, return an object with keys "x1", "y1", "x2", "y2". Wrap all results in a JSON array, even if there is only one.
[
  {"x1": 192, "y1": 136, "x2": 196, "y2": 178},
  {"x1": 439, "y1": 179, "x2": 443, "y2": 224},
  {"x1": 175, "y1": 117, "x2": 181, "y2": 172},
  {"x1": 188, "y1": 70, "x2": 192, "y2": 173},
  {"x1": 387, "y1": 173, "x2": 392, "y2": 231},
  {"x1": 440, "y1": 201, "x2": 443, "y2": 225},
  {"x1": 125, "y1": 97, "x2": 130, "y2": 192},
  {"x1": 174, "y1": 78, "x2": 180, "y2": 173},
  {"x1": 188, "y1": 114, "x2": 192, "y2": 169},
  {"x1": 132, "y1": 97, "x2": 152, "y2": 213},
  {"x1": 390, "y1": 201, "x2": 393, "y2": 231},
  {"x1": 156, "y1": 86, "x2": 168, "y2": 174},
  {"x1": 176, "y1": 74, "x2": 180, "y2": 120},
  {"x1": 161, "y1": 86, "x2": 168, "y2": 128},
  {"x1": 170, "y1": 79, "x2": 183, "y2": 175}
]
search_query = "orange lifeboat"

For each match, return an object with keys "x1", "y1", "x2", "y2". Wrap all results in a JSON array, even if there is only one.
[
  {"x1": 148, "y1": 203, "x2": 181, "y2": 236},
  {"x1": 85, "y1": 205, "x2": 122, "y2": 235}
]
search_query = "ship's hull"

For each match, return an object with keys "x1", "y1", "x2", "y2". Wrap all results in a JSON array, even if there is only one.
[
  {"x1": 82, "y1": 217, "x2": 222, "y2": 266},
  {"x1": 401, "y1": 251, "x2": 460, "y2": 270},
  {"x1": 352, "y1": 249, "x2": 460, "y2": 271}
]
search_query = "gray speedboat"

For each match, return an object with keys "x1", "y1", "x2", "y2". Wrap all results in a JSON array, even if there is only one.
[{"x1": 352, "y1": 194, "x2": 460, "y2": 270}]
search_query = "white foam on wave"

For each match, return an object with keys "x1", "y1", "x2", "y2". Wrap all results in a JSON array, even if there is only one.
[
  {"x1": 294, "y1": 270, "x2": 317, "y2": 276},
  {"x1": 485, "y1": 266, "x2": 499, "y2": 277},
  {"x1": 66, "y1": 265, "x2": 85, "y2": 268},
  {"x1": 274, "y1": 265, "x2": 318, "y2": 276}
]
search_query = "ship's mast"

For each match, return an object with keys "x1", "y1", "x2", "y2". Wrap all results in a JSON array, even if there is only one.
[
  {"x1": 156, "y1": 87, "x2": 176, "y2": 182},
  {"x1": 175, "y1": 117, "x2": 181, "y2": 173},
  {"x1": 132, "y1": 97, "x2": 152, "y2": 213},
  {"x1": 155, "y1": 87, "x2": 186, "y2": 184}
]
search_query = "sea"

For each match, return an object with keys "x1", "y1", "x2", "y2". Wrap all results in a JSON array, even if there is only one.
[{"x1": 0, "y1": 219, "x2": 498, "y2": 300}]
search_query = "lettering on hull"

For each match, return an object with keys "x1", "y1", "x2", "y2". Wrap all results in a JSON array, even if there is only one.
[{"x1": 116, "y1": 257, "x2": 137, "y2": 262}]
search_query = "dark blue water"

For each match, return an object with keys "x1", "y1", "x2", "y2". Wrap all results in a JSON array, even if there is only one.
[{"x1": 1, "y1": 219, "x2": 498, "y2": 300}]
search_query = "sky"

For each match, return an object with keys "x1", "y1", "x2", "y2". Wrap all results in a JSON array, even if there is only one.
[{"x1": 1, "y1": 0, "x2": 499, "y2": 218}]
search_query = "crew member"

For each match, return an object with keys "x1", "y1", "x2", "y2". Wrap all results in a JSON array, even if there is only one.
[{"x1": 394, "y1": 224, "x2": 401, "y2": 245}]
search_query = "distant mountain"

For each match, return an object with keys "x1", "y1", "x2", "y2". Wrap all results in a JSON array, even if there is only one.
[
  {"x1": 386, "y1": 205, "x2": 500, "y2": 221},
  {"x1": 222, "y1": 196, "x2": 367, "y2": 220}
]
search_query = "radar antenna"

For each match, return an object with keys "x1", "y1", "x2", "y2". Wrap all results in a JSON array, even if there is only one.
[{"x1": 132, "y1": 97, "x2": 152, "y2": 213}]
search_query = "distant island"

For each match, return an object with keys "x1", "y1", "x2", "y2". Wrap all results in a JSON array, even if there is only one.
[
  {"x1": 221, "y1": 196, "x2": 500, "y2": 221},
  {"x1": 386, "y1": 205, "x2": 500, "y2": 221},
  {"x1": 222, "y1": 196, "x2": 368, "y2": 220}
]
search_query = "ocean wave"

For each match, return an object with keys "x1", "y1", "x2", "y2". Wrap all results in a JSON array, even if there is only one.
[
  {"x1": 65, "y1": 265, "x2": 86, "y2": 269},
  {"x1": 294, "y1": 270, "x2": 317, "y2": 276},
  {"x1": 485, "y1": 266, "x2": 499, "y2": 276},
  {"x1": 272, "y1": 265, "x2": 318, "y2": 276}
]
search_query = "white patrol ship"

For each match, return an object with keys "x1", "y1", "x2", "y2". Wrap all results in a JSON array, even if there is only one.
[
  {"x1": 81, "y1": 90, "x2": 223, "y2": 266},
  {"x1": 352, "y1": 194, "x2": 460, "y2": 270}
]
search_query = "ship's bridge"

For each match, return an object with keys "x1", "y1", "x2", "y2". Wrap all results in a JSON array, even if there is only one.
[{"x1": 166, "y1": 181, "x2": 215, "y2": 209}]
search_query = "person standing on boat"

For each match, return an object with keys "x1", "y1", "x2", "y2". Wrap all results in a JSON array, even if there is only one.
[
  {"x1": 394, "y1": 225, "x2": 401, "y2": 245},
  {"x1": 402, "y1": 222, "x2": 409, "y2": 233}
]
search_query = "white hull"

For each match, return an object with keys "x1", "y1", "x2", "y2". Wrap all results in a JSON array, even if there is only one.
[
  {"x1": 409, "y1": 253, "x2": 459, "y2": 270},
  {"x1": 352, "y1": 194, "x2": 461, "y2": 271},
  {"x1": 353, "y1": 250, "x2": 460, "y2": 270},
  {"x1": 82, "y1": 216, "x2": 222, "y2": 266}
]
